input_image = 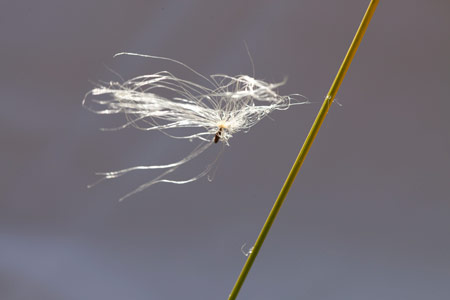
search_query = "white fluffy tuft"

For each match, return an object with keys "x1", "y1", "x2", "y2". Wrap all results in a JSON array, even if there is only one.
[{"x1": 83, "y1": 52, "x2": 308, "y2": 200}]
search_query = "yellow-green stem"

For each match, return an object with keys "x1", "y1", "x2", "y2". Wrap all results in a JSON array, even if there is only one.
[{"x1": 228, "y1": 1, "x2": 379, "y2": 299}]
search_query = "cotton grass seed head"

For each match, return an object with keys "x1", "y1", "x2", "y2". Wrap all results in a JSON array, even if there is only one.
[{"x1": 83, "y1": 52, "x2": 308, "y2": 200}]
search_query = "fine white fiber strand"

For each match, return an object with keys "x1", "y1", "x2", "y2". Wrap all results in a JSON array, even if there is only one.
[{"x1": 83, "y1": 52, "x2": 308, "y2": 200}]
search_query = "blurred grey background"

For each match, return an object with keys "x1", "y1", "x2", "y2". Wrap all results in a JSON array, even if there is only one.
[{"x1": 1, "y1": 0, "x2": 449, "y2": 299}]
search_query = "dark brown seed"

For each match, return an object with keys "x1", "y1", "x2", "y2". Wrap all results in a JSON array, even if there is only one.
[{"x1": 214, "y1": 127, "x2": 223, "y2": 143}]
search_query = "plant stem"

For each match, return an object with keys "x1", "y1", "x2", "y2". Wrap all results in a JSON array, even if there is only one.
[{"x1": 227, "y1": 1, "x2": 379, "y2": 299}]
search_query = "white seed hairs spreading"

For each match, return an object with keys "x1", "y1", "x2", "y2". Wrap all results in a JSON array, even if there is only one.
[{"x1": 83, "y1": 52, "x2": 308, "y2": 200}]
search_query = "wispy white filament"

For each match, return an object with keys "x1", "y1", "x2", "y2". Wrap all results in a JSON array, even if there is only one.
[{"x1": 83, "y1": 52, "x2": 308, "y2": 200}]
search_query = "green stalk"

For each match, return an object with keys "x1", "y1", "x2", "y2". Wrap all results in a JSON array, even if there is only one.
[{"x1": 227, "y1": 1, "x2": 379, "y2": 299}]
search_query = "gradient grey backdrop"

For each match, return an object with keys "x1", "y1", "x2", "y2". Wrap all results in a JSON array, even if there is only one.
[{"x1": 1, "y1": 1, "x2": 449, "y2": 299}]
